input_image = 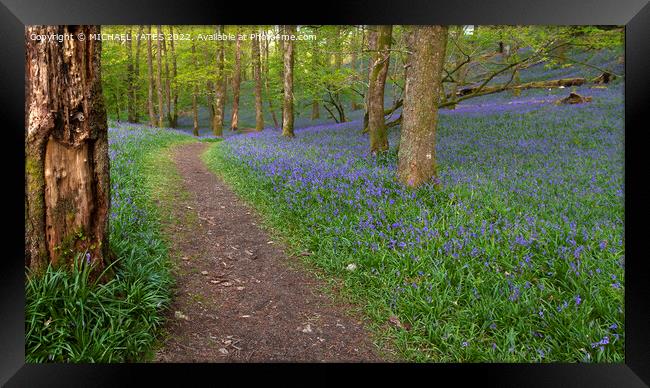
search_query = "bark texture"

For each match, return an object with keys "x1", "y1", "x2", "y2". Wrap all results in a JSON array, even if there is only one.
[
  {"x1": 397, "y1": 25, "x2": 448, "y2": 188},
  {"x1": 252, "y1": 29, "x2": 264, "y2": 131},
  {"x1": 368, "y1": 25, "x2": 392, "y2": 153},
  {"x1": 281, "y1": 26, "x2": 296, "y2": 137},
  {"x1": 25, "y1": 25, "x2": 110, "y2": 274}
]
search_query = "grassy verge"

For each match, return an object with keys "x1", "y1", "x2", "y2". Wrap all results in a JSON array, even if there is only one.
[{"x1": 25, "y1": 126, "x2": 194, "y2": 362}]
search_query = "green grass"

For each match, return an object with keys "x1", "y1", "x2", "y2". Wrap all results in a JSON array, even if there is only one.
[{"x1": 25, "y1": 126, "x2": 194, "y2": 362}]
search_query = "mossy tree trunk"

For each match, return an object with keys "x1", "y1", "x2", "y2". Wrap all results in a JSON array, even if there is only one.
[
  {"x1": 212, "y1": 25, "x2": 225, "y2": 137},
  {"x1": 25, "y1": 25, "x2": 110, "y2": 275},
  {"x1": 368, "y1": 25, "x2": 392, "y2": 154},
  {"x1": 281, "y1": 25, "x2": 296, "y2": 137},
  {"x1": 397, "y1": 25, "x2": 448, "y2": 188},
  {"x1": 252, "y1": 27, "x2": 264, "y2": 131},
  {"x1": 231, "y1": 27, "x2": 242, "y2": 131}
]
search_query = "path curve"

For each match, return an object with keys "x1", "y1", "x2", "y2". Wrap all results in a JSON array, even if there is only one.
[{"x1": 154, "y1": 142, "x2": 382, "y2": 362}]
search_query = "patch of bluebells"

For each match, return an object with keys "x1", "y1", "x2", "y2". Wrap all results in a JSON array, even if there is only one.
[
  {"x1": 207, "y1": 67, "x2": 624, "y2": 361},
  {"x1": 108, "y1": 123, "x2": 193, "y2": 240}
]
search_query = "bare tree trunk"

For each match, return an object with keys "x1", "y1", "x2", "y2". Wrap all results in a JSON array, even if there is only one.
[
  {"x1": 25, "y1": 25, "x2": 110, "y2": 275},
  {"x1": 169, "y1": 25, "x2": 178, "y2": 127},
  {"x1": 147, "y1": 25, "x2": 156, "y2": 127},
  {"x1": 262, "y1": 33, "x2": 279, "y2": 128},
  {"x1": 368, "y1": 25, "x2": 392, "y2": 154},
  {"x1": 363, "y1": 26, "x2": 378, "y2": 133},
  {"x1": 126, "y1": 27, "x2": 136, "y2": 122},
  {"x1": 397, "y1": 26, "x2": 448, "y2": 188},
  {"x1": 281, "y1": 25, "x2": 296, "y2": 137},
  {"x1": 134, "y1": 25, "x2": 143, "y2": 123},
  {"x1": 231, "y1": 27, "x2": 242, "y2": 130},
  {"x1": 156, "y1": 25, "x2": 164, "y2": 128},
  {"x1": 212, "y1": 25, "x2": 225, "y2": 137},
  {"x1": 252, "y1": 28, "x2": 264, "y2": 131}
]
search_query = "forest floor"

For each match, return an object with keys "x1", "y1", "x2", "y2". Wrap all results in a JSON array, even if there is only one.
[{"x1": 154, "y1": 142, "x2": 385, "y2": 362}]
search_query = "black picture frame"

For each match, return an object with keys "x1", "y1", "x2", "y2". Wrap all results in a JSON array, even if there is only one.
[{"x1": 1, "y1": 0, "x2": 648, "y2": 386}]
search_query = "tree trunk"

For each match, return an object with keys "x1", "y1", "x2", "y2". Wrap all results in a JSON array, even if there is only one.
[
  {"x1": 262, "y1": 33, "x2": 279, "y2": 128},
  {"x1": 156, "y1": 25, "x2": 164, "y2": 128},
  {"x1": 25, "y1": 25, "x2": 110, "y2": 275},
  {"x1": 252, "y1": 28, "x2": 264, "y2": 131},
  {"x1": 368, "y1": 25, "x2": 392, "y2": 154},
  {"x1": 397, "y1": 25, "x2": 448, "y2": 188},
  {"x1": 281, "y1": 25, "x2": 296, "y2": 137},
  {"x1": 162, "y1": 30, "x2": 172, "y2": 127},
  {"x1": 334, "y1": 26, "x2": 346, "y2": 122},
  {"x1": 147, "y1": 25, "x2": 156, "y2": 127},
  {"x1": 169, "y1": 25, "x2": 178, "y2": 127},
  {"x1": 126, "y1": 27, "x2": 136, "y2": 122},
  {"x1": 310, "y1": 37, "x2": 320, "y2": 120},
  {"x1": 363, "y1": 26, "x2": 378, "y2": 133},
  {"x1": 231, "y1": 27, "x2": 242, "y2": 130},
  {"x1": 191, "y1": 38, "x2": 199, "y2": 136},
  {"x1": 134, "y1": 25, "x2": 143, "y2": 123},
  {"x1": 212, "y1": 25, "x2": 225, "y2": 137},
  {"x1": 312, "y1": 100, "x2": 320, "y2": 120}
]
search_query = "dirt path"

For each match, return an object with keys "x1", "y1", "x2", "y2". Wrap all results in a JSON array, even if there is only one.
[{"x1": 154, "y1": 142, "x2": 382, "y2": 362}]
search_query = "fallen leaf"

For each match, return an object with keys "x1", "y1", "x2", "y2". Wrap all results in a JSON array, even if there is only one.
[
  {"x1": 301, "y1": 324, "x2": 313, "y2": 333},
  {"x1": 174, "y1": 311, "x2": 189, "y2": 321},
  {"x1": 218, "y1": 348, "x2": 228, "y2": 355}
]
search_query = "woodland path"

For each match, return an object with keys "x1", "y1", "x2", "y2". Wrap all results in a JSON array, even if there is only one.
[{"x1": 154, "y1": 142, "x2": 383, "y2": 362}]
